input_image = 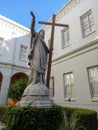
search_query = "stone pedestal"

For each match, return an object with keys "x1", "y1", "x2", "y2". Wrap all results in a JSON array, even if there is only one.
[{"x1": 17, "y1": 83, "x2": 53, "y2": 108}]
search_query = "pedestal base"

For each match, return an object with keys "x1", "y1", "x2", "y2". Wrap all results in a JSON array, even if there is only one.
[{"x1": 17, "y1": 83, "x2": 53, "y2": 108}]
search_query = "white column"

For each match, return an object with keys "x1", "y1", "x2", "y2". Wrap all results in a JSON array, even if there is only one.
[{"x1": 0, "y1": 74, "x2": 11, "y2": 105}]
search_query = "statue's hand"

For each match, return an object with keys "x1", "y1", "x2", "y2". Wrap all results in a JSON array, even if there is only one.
[{"x1": 30, "y1": 11, "x2": 35, "y2": 19}]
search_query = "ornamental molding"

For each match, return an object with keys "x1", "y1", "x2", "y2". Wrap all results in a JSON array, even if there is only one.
[
  {"x1": 44, "y1": 0, "x2": 81, "y2": 31},
  {"x1": 0, "y1": 14, "x2": 30, "y2": 32},
  {"x1": 56, "y1": 0, "x2": 80, "y2": 22}
]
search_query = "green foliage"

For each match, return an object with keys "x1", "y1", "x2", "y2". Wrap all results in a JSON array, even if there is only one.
[
  {"x1": 1, "y1": 105, "x2": 63, "y2": 130},
  {"x1": 63, "y1": 107, "x2": 98, "y2": 130},
  {"x1": 76, "y1": 108, "x2": 98, "y2": 130},
  {"x1": 97, "y1": 118, "x2": 98, "y2": 128},
  {"x1": 63, "y1": 112, "x2": 86, "y2": 130},
  {"x1": 8, "y1": 79, "x2": 27, "y2": 100},
  {"x1": 0, "y1": 106, "x2": 8, "y2": 123},
  {"x1": 0, "y1": 105, "x2": 97, "y2": 130}
]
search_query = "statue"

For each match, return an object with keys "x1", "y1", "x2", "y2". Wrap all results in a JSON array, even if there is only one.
[
  {"x1": 28, "y1": 11, "x2": 49, "y2": 85},
  {"x1": 17, "y1": 11, "x2": 53, "y2": 107},
  {"x1": 17, "y1": 11, "x2": 68, "y2": 107}
]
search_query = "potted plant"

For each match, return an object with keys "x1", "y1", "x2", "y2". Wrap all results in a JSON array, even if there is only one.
[{"x1": 7, "y1": 78, "x2": 27, "y2": 105}]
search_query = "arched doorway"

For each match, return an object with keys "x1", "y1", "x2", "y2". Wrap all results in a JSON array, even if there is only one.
[
  {"x1": 10, "y1": 72, "x2": 28, "y2": 84},
  {"x1": 7, "y1": 72, "x2": 28, "y2": 105},
  {"x1": 0, "y1": 72, "x2": 3, "y2": 91}
]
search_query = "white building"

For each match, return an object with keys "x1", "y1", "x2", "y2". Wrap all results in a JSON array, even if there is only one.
[
  {"x1": 0, "y1": 0, "x2": 98, "y2": 114},
  {"x1": 43, "y1": 0, "x2": 98, "y2": 113},
  {"x1": 0, "y1": 15, "x2": 30, "y2": 105}
]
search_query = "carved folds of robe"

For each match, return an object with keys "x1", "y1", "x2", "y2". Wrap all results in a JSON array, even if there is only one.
[{"x1": 28, "y1": 32, "x2": 49, "y2": 85}]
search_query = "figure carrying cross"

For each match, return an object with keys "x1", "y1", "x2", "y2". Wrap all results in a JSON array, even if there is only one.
[
  {"x1": 28, "y1": 11, "x2": 68, "y2": 88},
  {"x1": 17, "y1": 11, "x2": 68, "y2": 107}
]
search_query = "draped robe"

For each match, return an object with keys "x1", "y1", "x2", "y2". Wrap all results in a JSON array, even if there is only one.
[{"x1": 28, "y1": 32, "x2": 49, "y2": 85}]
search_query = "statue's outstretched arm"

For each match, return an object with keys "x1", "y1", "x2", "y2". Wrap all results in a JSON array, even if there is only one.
[{"x1": 30, "y1": 11, "x2": 35, "y2": 49}]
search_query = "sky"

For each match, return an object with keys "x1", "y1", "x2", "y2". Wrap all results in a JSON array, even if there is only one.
[{"x1": 0, "y1": 0, "x2": 68, "y2": 31}]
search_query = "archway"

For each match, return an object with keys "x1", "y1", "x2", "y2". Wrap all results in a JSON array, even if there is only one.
[
  {"x1": 7, "y1": 72, "x2": 28, "y2": 105},
  {"x1": 10, "y1": 72, "x2": 28, "y2": 84}
]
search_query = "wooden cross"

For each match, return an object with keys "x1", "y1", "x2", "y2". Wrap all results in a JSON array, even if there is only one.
[{"x1": 39, "y1": 14, "x2": 69, "y2": 88}]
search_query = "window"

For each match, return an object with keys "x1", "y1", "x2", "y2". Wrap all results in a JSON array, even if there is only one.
[
  {"x1": 80, "y1": 9, "x2": 95, "y2": 37},
  {"x1": 0, "y1": 37, "x2": 4, "y2": 55},
  {"x1": 19, "y1": 45, "x2": 28, "y2": 61},
  {"x1": 61, "y1": 27, "x2": 70, "y2": 48},
  {"x1": 88, "y1": 66, "x2": 98, "y2": 98},
  {"x1": 63, "y1": 72, "x2": 74, "y2": 99},
  {"x1": 50, "y1": 77, "x2": 54, "y2": 98}
]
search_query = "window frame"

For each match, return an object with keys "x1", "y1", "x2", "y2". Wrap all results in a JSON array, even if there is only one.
[
  {"x1": 63, "y1": 72, "x2": 75, "y2": 101},
  {"x1": 61, "y1": 27, "x2": 70, "y2": 49},
  {"x1": 80, "y1": 9, "x2": 95, "y2": 38},
  {"x1": 50, "y1": 76, "x2": 55, "y2": 98},
  {"x1": 19, "y1": 44, "x2": 28, "y2": 61},
  {"x1": 87, "y1": 66, "x2": 98, "y2": 100}
]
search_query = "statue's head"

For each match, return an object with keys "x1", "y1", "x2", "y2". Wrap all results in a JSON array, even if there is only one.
[{"x1": 39, "y1": 29, "x2": 45, "y2": 38}]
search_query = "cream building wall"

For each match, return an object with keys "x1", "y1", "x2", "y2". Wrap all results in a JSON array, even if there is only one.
[
  {"x1": 43, "y1": 0, "x2": 98, "y2": 113},
  {"x1": 0, "y1": 15, "x2": 30, "y2": 105}
]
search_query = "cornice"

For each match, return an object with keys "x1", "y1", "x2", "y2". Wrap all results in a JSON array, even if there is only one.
[
  {"x1": 56, "y1": 0, "x2": 80, "y2": 22},
  {"x1": 52, "y1": 39, "x2": 98, "y2": 65},
  {"x1": 0, "y1": 61, "x2": 29, "y2": 70},
  {"x1": 43, "y1": 0, "x2": 81, "y2": 31},
  {"x1": 0, "y1": 14, "x2": 30, "y2": 32}
]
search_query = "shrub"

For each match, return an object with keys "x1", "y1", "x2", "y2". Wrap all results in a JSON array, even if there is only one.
[
  {"x1": 63, "y1": 107, "x2": 97, "y2": 130},
  {"x1": 1, "y1": 105, "x2": 63, "y2": 130},
  {"x1": 76, "y1": 108, "x2": 97, "y2": 130},
  {"x1": 0, "y1": 105, "x2": 97, "y2": 130},
  {"x1": 0, "y1": 106, "x2": 8, "y2": 123},
  {"x1": 8, "y1": 79, "x2": 27, "y2": 100}
]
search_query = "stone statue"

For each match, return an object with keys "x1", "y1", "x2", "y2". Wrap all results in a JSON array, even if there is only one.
[
  {"x1": 28, "y1": 11, "x2": 49, "y2": 85},
  {"x1": 17, "y1": 12, "x2": 53, "y2": 107}
]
